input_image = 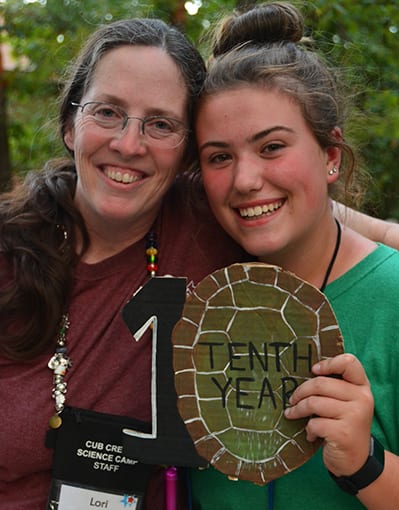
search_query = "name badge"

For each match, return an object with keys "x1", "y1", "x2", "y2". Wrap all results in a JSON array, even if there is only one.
[
  {"x1": 46, "y1": 406, "x2": 152, "y2": 510},
  {"x1": 55, "y1": 483, "x2": 139, "y2": 510}
]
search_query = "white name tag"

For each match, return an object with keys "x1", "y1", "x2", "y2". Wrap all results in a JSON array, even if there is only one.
[{"x1": 58, "y1": 484, "x2": 139, "y2": 509}]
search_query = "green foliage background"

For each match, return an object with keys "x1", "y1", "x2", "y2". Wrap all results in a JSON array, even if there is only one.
[{"x1": 1, "y1": 0, "x2": 398, "y2": 218}]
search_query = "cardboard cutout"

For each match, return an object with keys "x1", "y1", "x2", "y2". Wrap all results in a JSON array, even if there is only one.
[
  {"x1": 122, "y1": 276, "x2": 207, "y2": 467},
  {"x1": 172, "y1": 263, "x2": 344, "y2": 484}
]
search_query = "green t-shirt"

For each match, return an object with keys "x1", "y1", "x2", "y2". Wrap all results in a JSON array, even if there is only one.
[{"x1": 190, "y1": 244, "x2": 399, "y2": 509}]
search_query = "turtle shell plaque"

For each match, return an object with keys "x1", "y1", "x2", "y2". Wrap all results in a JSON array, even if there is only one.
[{"x1": 172, "y1": 263, "x2": 344, "y2": 485}]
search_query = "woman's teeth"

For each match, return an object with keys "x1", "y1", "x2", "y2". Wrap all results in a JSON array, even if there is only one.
[{"x1": 104, "y1": 169, "x2": 141, "y2": 183}]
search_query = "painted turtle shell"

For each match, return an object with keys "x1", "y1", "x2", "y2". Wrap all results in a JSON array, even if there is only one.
[{"x1": 172, "y1": 263, "x2": 344, "y2": 485}]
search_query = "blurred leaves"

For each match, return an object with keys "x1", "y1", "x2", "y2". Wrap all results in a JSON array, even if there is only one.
[
  {"x1": 302, "y1": 0, "x2": 399, "y2": 217},
  {"x1": 1, "y1": 0, "x2": 399, "y2": 217}
]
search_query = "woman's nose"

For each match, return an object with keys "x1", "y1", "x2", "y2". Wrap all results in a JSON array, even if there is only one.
[{"x1": 108, "y1": 119, "x2": 148, "y2": 156}]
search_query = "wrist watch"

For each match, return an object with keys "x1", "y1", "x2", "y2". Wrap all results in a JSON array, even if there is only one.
[{"x1": 329, "y1": 435, "x2": 385, "y2": 495}]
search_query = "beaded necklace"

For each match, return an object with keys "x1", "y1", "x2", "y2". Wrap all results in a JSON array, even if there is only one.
[{"x1": 47, "y1": 230, "x2": 159, "y2": 429}]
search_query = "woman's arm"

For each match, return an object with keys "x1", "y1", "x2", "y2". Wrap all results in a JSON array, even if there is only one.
[{"x1": 333, "y1": 201, "x2": 399, "y2": 250}]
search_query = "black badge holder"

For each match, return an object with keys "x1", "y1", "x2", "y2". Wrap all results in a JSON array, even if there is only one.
[{"x1": 45, "y1": 406, "x2": 153, "y2": 509}]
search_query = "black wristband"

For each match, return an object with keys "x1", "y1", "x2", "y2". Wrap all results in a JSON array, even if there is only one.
[{"x1": 329, "y1": 435, "x2": 385, "y2": 495}]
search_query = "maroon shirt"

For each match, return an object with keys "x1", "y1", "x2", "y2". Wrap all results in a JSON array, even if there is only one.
[{"x1": 0, "y1": 178, "x2": 244, "y2": 509}]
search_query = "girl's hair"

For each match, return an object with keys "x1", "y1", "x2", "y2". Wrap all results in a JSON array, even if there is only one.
[
  {"x1": 0, "y1": 18, "x2": 205, "y2": 360},
  {"x1": 196, "y1": 1, "x2": 368, "y2": 205}
]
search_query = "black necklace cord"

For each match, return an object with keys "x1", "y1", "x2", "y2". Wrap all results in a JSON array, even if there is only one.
[{"x1": 319, "y1": 219, "x2": 341, "y2": 292}]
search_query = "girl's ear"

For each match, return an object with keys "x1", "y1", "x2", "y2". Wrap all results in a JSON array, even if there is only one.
[{"x1": 326, "y1": 127, "x2": 342, "y2": 183}]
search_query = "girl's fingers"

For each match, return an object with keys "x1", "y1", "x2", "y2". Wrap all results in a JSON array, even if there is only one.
[
  {"x1": 288, "y1": 376, "x2": 357, "y2": 407},
  {"x1": 312, "y1": 353, "x2": 369, "y2": 386},
  {"x1": 288, "y1": 354, "x2": 370, "y2": 407},
  {"x1": 284, "y1": 354, "x2": 374, "y2": 476}
]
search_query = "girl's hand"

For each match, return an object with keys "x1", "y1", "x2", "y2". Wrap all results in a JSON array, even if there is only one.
[{"x1": 284, "y1": 353, "x2": 374, "y2": 476}]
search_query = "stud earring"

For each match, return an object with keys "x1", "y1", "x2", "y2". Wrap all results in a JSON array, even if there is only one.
[{"x1": 328, "y1": 166, "x2": 338, "y2": 176}]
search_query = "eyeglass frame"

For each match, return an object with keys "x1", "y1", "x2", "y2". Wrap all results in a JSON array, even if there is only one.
[{"x1": 70, "y1": 101, "x2": 189, "y2": 148}]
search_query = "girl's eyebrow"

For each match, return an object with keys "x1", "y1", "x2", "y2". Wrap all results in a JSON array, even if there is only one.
[
  {"x1": 251, "y1": 126, "x2": 294, "y2": 143},
  {"x1": 199, "y1": 126, "x2": 294, "y2": 153},
  {"x1": 198, "y1": 140, "x2": 228, "y2": 153}
]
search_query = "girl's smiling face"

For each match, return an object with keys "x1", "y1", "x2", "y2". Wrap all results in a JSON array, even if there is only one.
[{"x1": 196, "y1": 86, "x2": 340, "y2": 267}]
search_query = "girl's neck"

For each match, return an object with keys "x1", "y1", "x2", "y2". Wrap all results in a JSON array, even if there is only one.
[
  {"x1": 258, "y1": 218, "x2": 341, "y2": 290},
  {"x1": 259, "y1": 221, "x2": 378, "y2": 290}
]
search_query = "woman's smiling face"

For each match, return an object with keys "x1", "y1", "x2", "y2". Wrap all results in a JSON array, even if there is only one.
[
  {"x1": 196, "y1": 86, "x2": 340, "y2": 263},
  {"x1": 64, "y1": 45, "x2": 188, "y2": 232}
]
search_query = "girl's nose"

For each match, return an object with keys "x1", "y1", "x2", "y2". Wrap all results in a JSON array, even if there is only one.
[{"x1": 233, "y1": 157, "x2": 264, "y2": 193}]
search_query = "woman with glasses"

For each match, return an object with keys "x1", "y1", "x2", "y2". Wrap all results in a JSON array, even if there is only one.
[
  {"x1": 0, "y1": 18, "x2": 246, "y2": 510},
  {"x1": 190, "y1": 2, "x2": 399, "y2": 509}
]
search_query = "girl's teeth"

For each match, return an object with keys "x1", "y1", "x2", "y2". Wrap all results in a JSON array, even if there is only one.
[{"x1": 239, "y1": 201, "x2": 283, "y2": 218}]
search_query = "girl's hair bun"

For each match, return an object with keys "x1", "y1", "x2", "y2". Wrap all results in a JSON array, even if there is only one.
[{"x1": 212, "y1": 2, "x2": 304, "y2": 57}]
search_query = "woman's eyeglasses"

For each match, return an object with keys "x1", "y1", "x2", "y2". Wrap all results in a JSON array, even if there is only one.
[{"x1": 71, "y1": 101, "x2": 188, "y2": 149}]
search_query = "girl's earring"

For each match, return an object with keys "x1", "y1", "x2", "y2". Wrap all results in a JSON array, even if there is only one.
[{"x1": 328, "y1": 166, "x2": 338, "y2": 176}]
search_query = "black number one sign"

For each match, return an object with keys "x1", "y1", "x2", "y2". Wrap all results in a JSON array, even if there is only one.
[{"x1": 122, "y1": 276, "x2": 207, "y2": 467}]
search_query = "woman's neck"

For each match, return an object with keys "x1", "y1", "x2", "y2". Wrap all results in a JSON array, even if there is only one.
[{"x1": 77, "y1": 215, "x2": 158, "y2": 265}]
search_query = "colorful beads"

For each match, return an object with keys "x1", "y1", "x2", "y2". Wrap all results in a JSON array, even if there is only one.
[{"x1": 146, "y1": 231, "x2": 158, "y2": 277}]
